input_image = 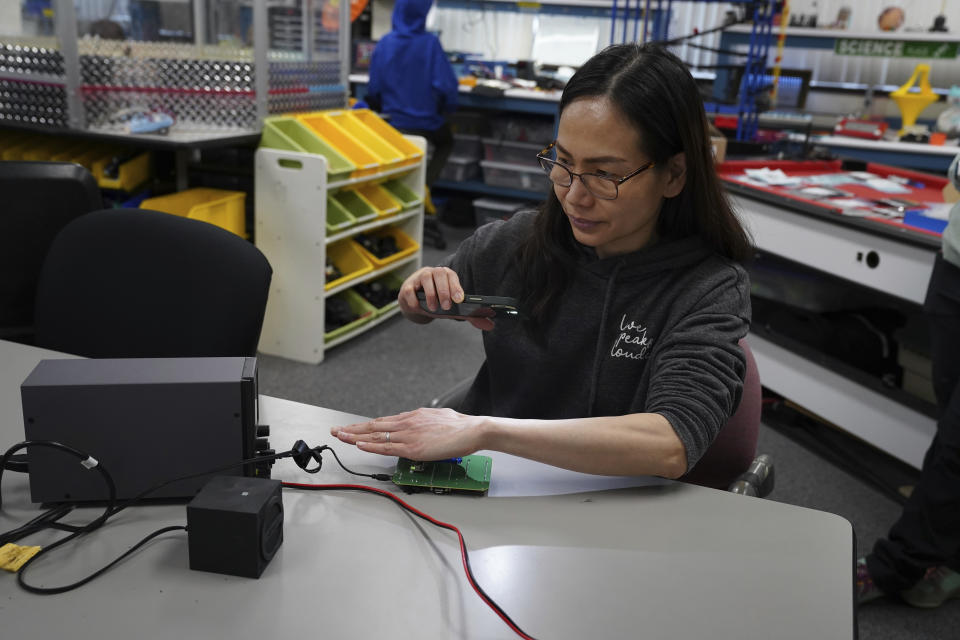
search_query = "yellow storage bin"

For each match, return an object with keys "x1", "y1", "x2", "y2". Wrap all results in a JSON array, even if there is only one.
[
  {"x1": 326, "y1": 239, "x2": 374, "y2": 291},
  {"x1": 354, "y1": 226, "x2": 419, "y2": 269},
  {"x1": 93, "y1": 151, "x2": 151, "y2": 192},
  {"x1": 298, "y1": 113, "x2": 381, "y2": 178},
  {"x1": 50, "y1": 141, "x2": 95, "y2": 163},
  {"x1": 141, "y1": 188, "x2": 246, "y2": 238},
  {"x1": 70, "y1": 145, "x2": 114, "y2": 172},
  {"x1": 351, "y1": 109, "x2": 424, "y2": 168},
  {"x1": 20, "y1": 138, "x2": 62, "y2": 161},
  {"x1": 2, "y1": 137, "x2": 36, "y2": 160},
  {"x1": 356, "y1": 182, "x2": 402, "y2": 218},
  {"x1": 322, "y1": 110, "x2": 406, "y2": 171}
]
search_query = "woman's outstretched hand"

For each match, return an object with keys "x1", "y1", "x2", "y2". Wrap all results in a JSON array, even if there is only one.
[{"x1": 331, "y1": 407, "x2": 487, "y2": 460}]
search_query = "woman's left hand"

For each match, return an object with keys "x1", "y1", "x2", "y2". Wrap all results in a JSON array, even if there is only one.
[{"x1": 331, "y1": 408, "x2": 486, "y2": 460}]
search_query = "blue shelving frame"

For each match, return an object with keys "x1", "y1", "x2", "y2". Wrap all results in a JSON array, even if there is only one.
[{"x1": 611, "y1": 0, "x2": 777, "y2": 141}]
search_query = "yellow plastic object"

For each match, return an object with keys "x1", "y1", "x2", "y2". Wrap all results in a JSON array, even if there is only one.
[
  {"x1": 326, "y1": 239, "x2": 374, "y2": 291},
  {"x1": 355, "y1": 183, "x2": 402, "y2": 218},
  {"x1": 20, "y1": 138, "x2": 61, "y2": 161},
  {"x1": 298, "y1": 113, "x2": 381, "y2": 178},
  {"x1": 141, "y1": 188, "x2": 246, "y2": 238},
  {"x1": 891, "y1": 64, "x2": 940, "y2": 135},
  {"x1": 70, "y1": 145, "x2": 114, "y2": 172},
  {"x1": 93, "y1": 151, "x2": 151, "y2": 191},
  {"x1": 354, "y1": 226, "x2": 419, "y2": 269},
  {"x1": 323, "y1": 110, "x2": 406, "y2": 170},
  {"x1": 1, "y1": 137, "x2": 35, "y2": 160},
  {"x1": 351, "y1": 109, "x2": 424, "y2": 168},
  {"x1": 50, "y1": 141, "x2": 94, "y2": 162}
]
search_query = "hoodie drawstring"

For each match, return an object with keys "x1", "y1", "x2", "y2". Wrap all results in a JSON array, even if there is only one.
[{"x1": 586, "y1": 260, "x2": 623, "y2": 417}]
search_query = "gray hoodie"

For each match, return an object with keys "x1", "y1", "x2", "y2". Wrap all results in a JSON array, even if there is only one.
[{"x1": 442, "y1": 210, "x2": 751, "y2": 471}]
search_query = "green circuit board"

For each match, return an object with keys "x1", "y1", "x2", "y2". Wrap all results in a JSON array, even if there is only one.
[{"x1": 392, "y1": 455, "x2": 493, "y2": 495}]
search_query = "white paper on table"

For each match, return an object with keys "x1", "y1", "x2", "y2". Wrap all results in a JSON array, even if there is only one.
[
  {"x1": 805, "y1": 173, "x2": 857, "y2": 187},
  {"x1": 864, "y1": 178, "x2": 912, "y2": 194},
  {"x1": 481, "y1": 451, "x2": 669, "y2": 497},
  {"x1": 848, "y1": 171, "x2": 881, "y2": 181}
]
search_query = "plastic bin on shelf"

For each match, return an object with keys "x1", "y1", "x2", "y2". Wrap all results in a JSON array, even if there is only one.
[
  {"x1": 482, "y1": 138, "x2": 543, "y2": 165},
  {"x1": 50, "y1": 141, "x2": 93, "y2": 163},
  {"x1": 20, "y1": 139, "x2": 61, "y2": 161},
  {"x1": 1, "y1": 137, "x2": 35, "y2": 160},
  {"x1": 70, "y1": 145, "x2": 113, "y2": 172},
  {"x1": 351, "y1": 109, "x2": 424, "y2": 168},
  {"x1": 140, "y1": 187, "x2": 246, "y2": 237},
  {"x1": 356, "y1": 182, "x2": 402, "y2": 218},
  {"x1": 439, "y1": 155, "x2": 480, "y2": 182},
  {"x1": 325, "y1": 239, "x2": 374, "y2": 291},
  {"x1": 480, "y1": 160, "x2": 551, "y2": 193},
  {"x1": 322, "y1": 110, "x2": 406, "y2": 170},
  {"x1": 356, "y1": 270, "x2": 405, "y2": 317},
  {"x1": 354, "y1": 226, "x2": 419, "y2": 269},
  {"x1": 332, "y1": 188, "x2": 379, "y2": 224},
  {"x1": 324, "y1": 288, "x2": 377, "y2": 343},
  {"x1": 452, "y1": 134, "x2": 483, "y2": 160},
  {"x1": 260, "y1": 116, "x2": 356, "y2": 182},
  {"x1": 381, "y1": 179, "x2": 422, "y2": 210},
  {"x1": 298, "y1": 113, "x2": 381, "y2": 178},
  {"x1": 94, "y1": 151, "x2": 151, "y2": 191},
  {"x1": 326, "y1": 195, "x2": 357, "y2": 233},
  {"x1": 473, "y1": 197, "x2": 527, "y2": 227}
]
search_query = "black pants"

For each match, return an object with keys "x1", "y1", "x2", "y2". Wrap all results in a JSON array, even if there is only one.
[
  {"x1": 398, "y1": 122, "x2": 453, "y2": 188},
  {"x1": 868, "y1": 253, "x2": 960, "y2": 593}
]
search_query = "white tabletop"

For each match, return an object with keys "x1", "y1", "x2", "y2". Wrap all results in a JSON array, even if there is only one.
[{"x1": 0, "y1": 340, "x2": 854, "y2": 639}]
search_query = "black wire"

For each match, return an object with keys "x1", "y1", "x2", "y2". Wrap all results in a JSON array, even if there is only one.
[
  {"x1": 684, "y1": 41, "x2": 749, "y2": 57},
  {"x1": 16, "y1": 525, "x2": 187, "y2": 595},
  {"x1": 317, "y1": 445, "x2": 392, "y2": 481},
  {"x1": 663, "y1": 15, "x2": 751, "y2": 46}
]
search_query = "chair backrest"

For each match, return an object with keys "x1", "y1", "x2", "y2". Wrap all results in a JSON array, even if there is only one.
[
  {"x1": 34, "y1": 208, "x2": 272, "y2": 358},
  {"x1": 0, "y1": 161, "x2": 102, "y2": 339},
  {"x1": 680, "y1": 339, "x2": 761, "y2": 490}
]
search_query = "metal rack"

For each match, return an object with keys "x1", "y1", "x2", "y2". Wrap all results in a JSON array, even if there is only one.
[
  {"x1": 0, "y1": 0, "x2": 350, "y2": 137},
  {"x1": 610, "y1": 0, "x2": 777, "y2": 141}
]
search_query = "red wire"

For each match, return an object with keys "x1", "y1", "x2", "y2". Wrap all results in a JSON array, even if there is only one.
[{"x1": 282, "y1": 482, "x2": 536, "y2": 640}]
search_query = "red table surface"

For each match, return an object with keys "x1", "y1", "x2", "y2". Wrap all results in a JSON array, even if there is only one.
[{"x1": 717, "y1": 160, "x2": 948, "y2": 237}]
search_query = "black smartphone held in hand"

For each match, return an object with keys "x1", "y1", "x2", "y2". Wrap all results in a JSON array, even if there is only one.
[{"x1": 416, "y1": 290, "x2": 520, "y2": 320}]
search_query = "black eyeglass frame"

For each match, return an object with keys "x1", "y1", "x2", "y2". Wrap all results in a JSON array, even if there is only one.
[{"x1": 535, "y1": 141, "x2": 656, "y2": 201}]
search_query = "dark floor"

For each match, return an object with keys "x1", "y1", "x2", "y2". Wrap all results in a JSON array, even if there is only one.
[{"x1": 257, "y1": 221, "x2": 959, "y2": 639}]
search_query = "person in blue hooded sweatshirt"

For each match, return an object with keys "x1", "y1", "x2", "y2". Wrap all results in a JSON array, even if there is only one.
[{"x1": 366, "y1": 0, "x2": 459, "y2": 187}]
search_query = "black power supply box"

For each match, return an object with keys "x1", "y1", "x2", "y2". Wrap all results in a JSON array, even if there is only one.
[
  {"x1": 20, "y1": 357, "x2": 271, "y2": 503},
  {"x1": 187, "y1": 475, "x2": 283, "y2": 579}
]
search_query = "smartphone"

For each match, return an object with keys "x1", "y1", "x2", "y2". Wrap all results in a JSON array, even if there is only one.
[{"x1": 416, "y1": 290, "x2": 520, "y2": 320}]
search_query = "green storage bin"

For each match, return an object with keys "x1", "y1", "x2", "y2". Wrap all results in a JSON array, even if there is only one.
[
  {"x1": 356, "y1": 271, "x2": 405, "y2": 317},
  {"x1": 261, "y1": 116, "x2": 356, "y2": 181},
  {"x1": 326, "y1": 195, "x2": 357, "y2": 233},
  {"x1": 324, "y1": 288, "x2": 377, "y2": 342},
  {"x1": 381, "y1": 179, "x2": 422, "y2": 210},
  {"x1": 332, "y1": 189, "x2": 378, "y2": 224}
]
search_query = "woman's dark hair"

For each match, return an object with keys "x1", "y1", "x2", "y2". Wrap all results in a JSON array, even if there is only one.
[{"x1": 515, "y1": 42, "x2": 752, "y2": 328}]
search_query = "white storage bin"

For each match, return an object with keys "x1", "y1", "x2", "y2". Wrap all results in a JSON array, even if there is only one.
[
  {"x1": 439, "y1": 155, "x2": 480, "y2": 182},
  {"x1": 452, "y1": 134, "x2": 483, "y2": 160},
  {"x1": 480, "y1": 159, "x2": 552, "y2": 193},
  {"x1": 472, "y1": 197, "x2": 527, "y2": 227},
  {"x1": 482, "y1": 138, "x2": 543, "y2": 165}
]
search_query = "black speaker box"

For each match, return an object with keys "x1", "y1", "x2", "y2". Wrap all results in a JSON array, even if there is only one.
[{"x1": 187, "y1": 476, "x2": 284, "y2": 578}]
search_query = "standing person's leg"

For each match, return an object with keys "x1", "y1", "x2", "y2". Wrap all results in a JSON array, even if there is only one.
[
  {"x1": 865, "y1": 254, "x2": 960, "y2": 599},
  {"x1": 424, "y1": 122, "x2": 454, "y2": 187}
]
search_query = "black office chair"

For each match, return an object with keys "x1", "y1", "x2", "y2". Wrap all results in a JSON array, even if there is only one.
[
  {"x1": 33, "y1": 208, "x2": 272, "y2": 358},
  {"x1": 428, "y1": 339, "x2": 774, "y2": 497},
  {"x1": 0, "y1": 161, "x2": 103, "y2": 343}
]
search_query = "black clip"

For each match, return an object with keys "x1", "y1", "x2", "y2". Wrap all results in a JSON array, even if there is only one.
[{"x1": 291, "y1": 440, "x2": 325, "y2": 474}]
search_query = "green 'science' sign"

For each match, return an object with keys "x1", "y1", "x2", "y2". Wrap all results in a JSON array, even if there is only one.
[{"x1": 835, "y1": 38, "x2": 958, "y2": 59}]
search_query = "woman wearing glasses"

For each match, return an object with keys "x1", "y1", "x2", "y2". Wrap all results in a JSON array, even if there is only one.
[{"x1": 333, "y1": 43, "x2": 752, "y2": 480}]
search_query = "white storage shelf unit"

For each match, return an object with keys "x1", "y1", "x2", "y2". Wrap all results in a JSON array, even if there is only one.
[{"x1": 255, "y1": 137, "x2": 426, "y2": 364}]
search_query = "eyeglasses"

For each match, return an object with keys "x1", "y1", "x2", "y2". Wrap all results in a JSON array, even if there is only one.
[{"x1": 536, "y1": 141, "x2": 655, "y2": 201}]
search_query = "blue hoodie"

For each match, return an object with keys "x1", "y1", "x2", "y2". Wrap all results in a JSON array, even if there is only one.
[{"x1": 367, "y1": 0, "x2": 458, "y2": 131}]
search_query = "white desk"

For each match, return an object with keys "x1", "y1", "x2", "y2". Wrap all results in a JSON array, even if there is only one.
[{"x1": 0, "y1": 340, "x2": 854, "y2": 639}]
